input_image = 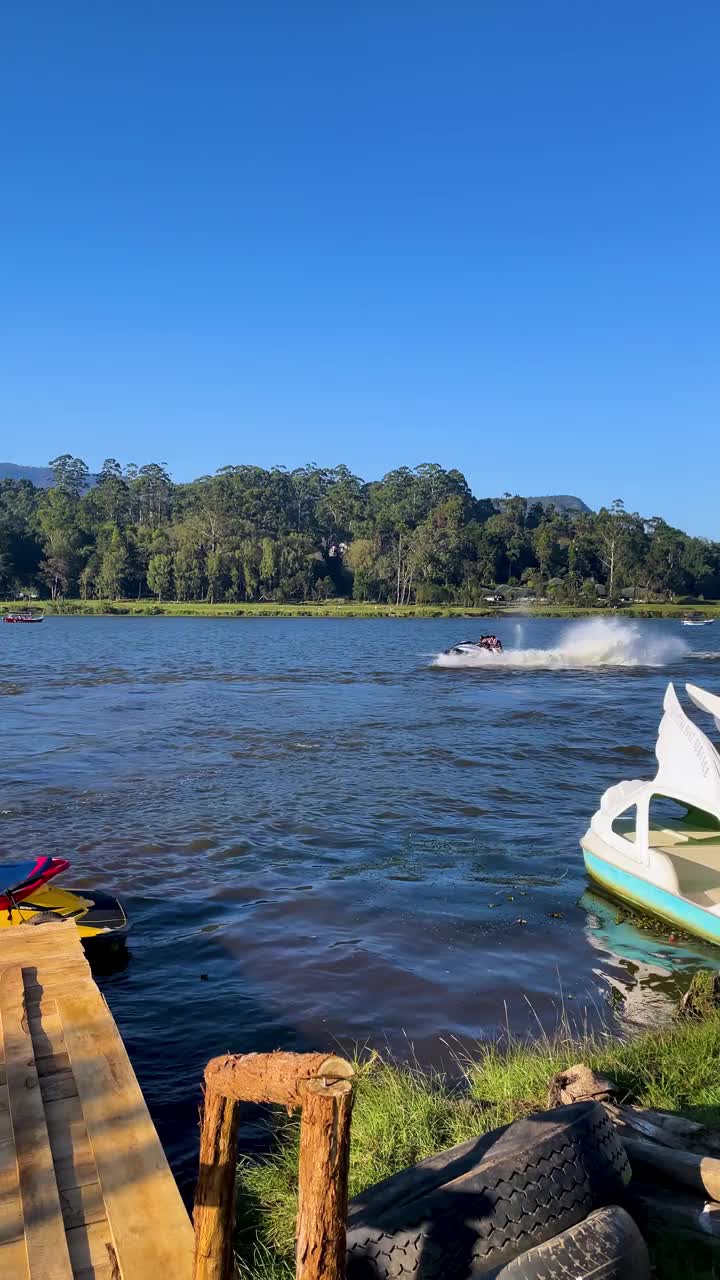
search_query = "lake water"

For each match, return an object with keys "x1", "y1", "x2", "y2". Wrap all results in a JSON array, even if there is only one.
[{"x1": 3, "y1": 614, "x2": 720, "y2": 1191}]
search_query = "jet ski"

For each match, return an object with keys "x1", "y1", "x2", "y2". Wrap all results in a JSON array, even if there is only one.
[
  {"x1": 444, "y1": 634, "x2": 504, "y2": 656},
  {"x1": 0, "y1": 855, "x2": 70, "y2": 908},
  {"x1": 0, "y1": 856, "x2": 128, "y2": 945},
  {"x1": 0, "y1": 885, "x2": 129, "y2": 944}
]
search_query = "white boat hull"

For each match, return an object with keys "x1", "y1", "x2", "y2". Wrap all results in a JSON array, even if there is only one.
[{"x1": 582, "y1": 837, "x2": 720, "y2": 945}]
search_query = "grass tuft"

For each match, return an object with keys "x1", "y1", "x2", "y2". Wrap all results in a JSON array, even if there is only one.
[{"x1": 677, "y1": 970, "x2": 720, "y2": 1020}]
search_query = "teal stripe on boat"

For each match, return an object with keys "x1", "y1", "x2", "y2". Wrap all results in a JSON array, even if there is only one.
[{"x1": 582, "y1": 848, "x2": 720, "y2": 946}]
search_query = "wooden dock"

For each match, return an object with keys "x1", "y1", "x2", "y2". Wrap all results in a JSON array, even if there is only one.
[{"x1": 0, "y1": 920, "x2": 194, "y2": 1279}]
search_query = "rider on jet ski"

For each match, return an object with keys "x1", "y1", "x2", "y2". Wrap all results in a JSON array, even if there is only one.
[{"x1": 478, "y1": 634, "x2": 503, "y2": 653}]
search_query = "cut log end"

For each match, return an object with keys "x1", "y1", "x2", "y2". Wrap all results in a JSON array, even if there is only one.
[
  {"x1": 304, "y1": 1077, "x2": 353, "y2": 1100},
  {"x1": 316, "y1": 1055, "x2": 355, "y2": 1082}
]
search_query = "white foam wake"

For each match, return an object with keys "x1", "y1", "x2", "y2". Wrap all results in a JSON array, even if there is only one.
[{"x1": 434, "y1": 618, "x2": 688, "y2": 670}]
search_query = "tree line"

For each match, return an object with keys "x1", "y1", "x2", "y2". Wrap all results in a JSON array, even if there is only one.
[{"x1": 0, "y1": 455, "x2": 718, "y2": 605}]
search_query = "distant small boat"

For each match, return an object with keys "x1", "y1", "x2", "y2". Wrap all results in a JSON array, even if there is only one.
[
  {"x1": 681, "y1": 617, "x2": 714, "y2": 626},
  {"x1": 3, "y1": 612, "x2": 44, "y2": 623}
]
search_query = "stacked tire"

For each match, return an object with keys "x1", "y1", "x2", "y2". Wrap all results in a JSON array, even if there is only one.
[{"x1": 346, "y1": 1101, "x2": 649, "y2": 1279}]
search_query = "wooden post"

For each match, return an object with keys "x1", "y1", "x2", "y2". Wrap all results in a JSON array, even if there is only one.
[
  {"x1": 193, "y1": 1051, "x2": 354, "y2": 1280},
  {"x1": 193, "y1": 1086, "x2": 240, "y2": 1280},
  {"x1": 296, "y1": 1077, "x2": 354, "y2": 1280}
]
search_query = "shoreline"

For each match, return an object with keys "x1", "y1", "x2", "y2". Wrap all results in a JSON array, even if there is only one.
[
  {"x1": 236, "y1": 990, "x2": 720, "y2": 1280},
  {"x1": 4, "y1": 599, "x2": 719, "y2": 620}
]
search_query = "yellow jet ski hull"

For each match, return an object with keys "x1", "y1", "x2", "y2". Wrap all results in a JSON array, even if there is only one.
[{"x1": 0, "y1": 885, "x2": 128, "y2": 943}]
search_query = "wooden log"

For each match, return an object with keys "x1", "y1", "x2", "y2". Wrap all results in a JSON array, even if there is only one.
[
  {"x1": 619, "y1": 1106, "x2": 720, "y2": 1158},
  {"x1": 204, "y1": 1052, "x2": 353, "y2": 1108},
  {"x1": 605, "y1": 1101, "x2": 720, "y2": 1152},
  {"x1": 624, "y1": 1106, "x2": 707, "y2": 1139},
  {"x1": 193, "y1": 1087, "x2": 240, "y2": 1280},
  {"x1": 296, "y1": 1077, "x2": 354, "y2": 1280},
  {"x1": 623, "y1": 1135, "x2": 720, "y2": 1201},
  {"x1": 605, "y1": 1102, "x2": 696, "y2": 1150},
  {"x1": 628, "y1": 1182, "x2": 720, "y2": 1242}
]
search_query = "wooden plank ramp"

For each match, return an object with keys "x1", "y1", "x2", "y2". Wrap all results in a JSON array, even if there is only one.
[{"x1": 0, "y1": 921, "x2": 194, "y2": 1279}]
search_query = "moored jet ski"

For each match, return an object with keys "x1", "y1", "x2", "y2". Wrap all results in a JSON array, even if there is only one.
[
  {"x1": 0, "y1": 857, "x2": 128, "y2": 945},
  {"x1": 0, "y1": 855, "x2": 70, "y2": 909},
  {"x1": 0, "y1": 884, "x2": 129, "y2": 944}
]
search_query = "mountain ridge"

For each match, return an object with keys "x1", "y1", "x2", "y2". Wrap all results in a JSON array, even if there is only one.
[
  {"x1": 523, "y1": 494, "x2": 592, "y2": 514},
  {"x1": 0, "y1": 462, "x2": 59, "y2": 487}
]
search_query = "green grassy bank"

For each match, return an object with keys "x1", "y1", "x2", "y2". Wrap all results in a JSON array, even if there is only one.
[
  {"x1": 236, "y1": 1007, "x2": 720, "y2": 1279},
  {"x1": 2, "y1": 598, "x2": 499, "y2": 618},
  {"x1": 4, "y1": 598, "x2": 720, "y2": 619}
]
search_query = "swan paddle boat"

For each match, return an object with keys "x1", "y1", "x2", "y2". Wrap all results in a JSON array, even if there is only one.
[{"x1": 581, "y1": 682, "x2": 720, "y2": 944}]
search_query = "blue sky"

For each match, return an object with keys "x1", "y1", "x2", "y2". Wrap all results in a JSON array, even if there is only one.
[{"x1": 2, "y1": 2, "x2": 719, "y2": 534}]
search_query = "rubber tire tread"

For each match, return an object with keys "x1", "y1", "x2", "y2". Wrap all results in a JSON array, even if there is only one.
[
  {"x1": 346, "y1": 1101, "x2": 630, "y2": 1280},
  {"x1": 489, "y1": 1206, "x2": 650, "y2": 1279}
]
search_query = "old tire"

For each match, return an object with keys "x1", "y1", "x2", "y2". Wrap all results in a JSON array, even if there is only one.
[
  {"x1": 491, "y1": 1205, "x2": 649, "y2": 1278},
  {"x1": 346, "y1": 1102, "x2": 630, "y2": 1280}
]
